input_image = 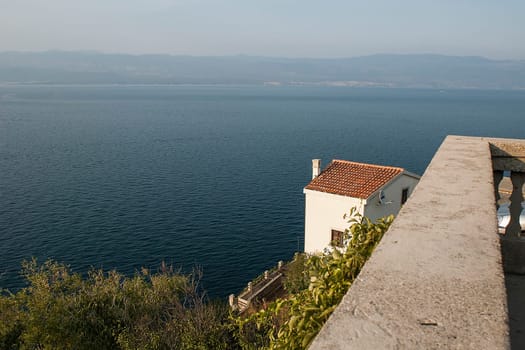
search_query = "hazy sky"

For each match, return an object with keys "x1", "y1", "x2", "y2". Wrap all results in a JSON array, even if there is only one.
[{"x1": 1, "y1": 0, "x2": 524, "y2": 59}]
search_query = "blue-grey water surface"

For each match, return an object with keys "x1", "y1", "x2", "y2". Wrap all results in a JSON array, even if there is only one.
[{"x1": 1, "y1": 85, "x2": 524, "y2": 297}]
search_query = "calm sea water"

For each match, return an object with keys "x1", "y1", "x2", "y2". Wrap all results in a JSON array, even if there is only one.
[{"x1": 1, "y1": 85, "x2": 524, "y2": 297}]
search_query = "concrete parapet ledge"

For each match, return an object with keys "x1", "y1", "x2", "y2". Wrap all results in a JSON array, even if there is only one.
[{"x1": 309, "y1": 135, "x2": 510, "y2": 349}]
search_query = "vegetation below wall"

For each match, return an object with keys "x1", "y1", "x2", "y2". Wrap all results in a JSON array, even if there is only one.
[
  {"x1": 232, "y1": 209, "x2": 393, "y2": 349},
  {"x1": 0, "y1": 210, "x2": 392, "y2": 349},
  {"x1": 0, "y1": 261, "x2": 235, "y2": 350}
]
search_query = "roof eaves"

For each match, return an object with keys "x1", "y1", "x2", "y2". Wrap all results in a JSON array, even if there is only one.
[{"x1": 402, "y1": 170, "x2": 422, "y2": 180}]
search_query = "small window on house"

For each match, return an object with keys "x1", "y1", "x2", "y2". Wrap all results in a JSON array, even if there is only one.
[
  {"x1": 401, "y1": 188, "x2": 409, "y2": 204},
  {"x1": 331, "y1": 229, "x2": 344, "y2": 247}
]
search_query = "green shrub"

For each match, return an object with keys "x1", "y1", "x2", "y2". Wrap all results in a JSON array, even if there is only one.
[
  {"x1": 231, "y1": 209, "x2": 393, "y2": 349},
  {"x1": 282, "y1": 253, "x2": 309, "y2": 295},
  {"x1": 0, "y1": 260, "x2": 234, "y2": 350}
]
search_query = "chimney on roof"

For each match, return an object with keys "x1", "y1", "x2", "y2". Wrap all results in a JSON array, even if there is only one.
[{"x1": 312, "y1": 159, "x2": 321, "y2": 179}]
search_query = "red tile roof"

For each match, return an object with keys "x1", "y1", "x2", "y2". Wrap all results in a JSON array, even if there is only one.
[{"x1": 304, "y1": 160, "x2": 404, "y2": 199}]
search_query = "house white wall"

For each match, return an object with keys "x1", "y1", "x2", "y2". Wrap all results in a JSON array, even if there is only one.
[
  {"x1": 363, "y1": 173, "x2": 420, "y2": 222},
  {"x1": 304, "y1": 189, "x2": 365, "y2": 254},
  {"x1": 304, "y1": 173, "x2": 419, "y2": 254}
]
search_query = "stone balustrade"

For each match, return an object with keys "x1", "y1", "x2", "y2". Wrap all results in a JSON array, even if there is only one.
[
  {"x1": 310, "y1": 135, "x2": 525, "y2": 349},
  {"x1": 492, "y1": 140, "x2": 525, "y2": 275}
]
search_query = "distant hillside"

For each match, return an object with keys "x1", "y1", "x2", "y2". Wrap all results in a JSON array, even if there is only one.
[{"x1": 0, "y1": 51, "x2": 524, "y2": 89}]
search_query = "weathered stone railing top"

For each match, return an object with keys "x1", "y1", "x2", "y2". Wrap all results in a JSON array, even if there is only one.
[
  {"x1": 490, "y1": 139, "x2": 525, "y2": 172},
  {"x1": 310, "y1": 135, "x2": 518, "y2": 349}
]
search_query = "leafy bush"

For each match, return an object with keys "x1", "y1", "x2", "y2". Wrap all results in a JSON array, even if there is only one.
[
  {"x1": 231, "y1": 209, "x2": 393, "y2": 349},
  {"x1": 282, "y1": 253, "x2": 309, "y2": 295},
  {"x1": 0, "y1": 260, "x2": 235, "y2": 350}
]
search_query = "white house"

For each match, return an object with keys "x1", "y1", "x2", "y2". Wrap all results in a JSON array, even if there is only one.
[{"x1": 304, "y1": 159, "x2": 420, "y2": 253}]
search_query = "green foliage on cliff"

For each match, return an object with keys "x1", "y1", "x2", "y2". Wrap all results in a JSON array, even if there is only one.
[
  {"x1": 282, "y1": 253, "x2": 309, "y2": 295},
  {"x1": 231, "y1": 209, "x2": 393, "y2": 349},
  {"x1": 0, "y1": 261, "x2": 235, "y2": 350}
]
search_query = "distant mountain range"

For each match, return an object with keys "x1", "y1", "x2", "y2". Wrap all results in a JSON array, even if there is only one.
[{"x1": 0, "y1": 51, "x2": 524, "y2": 89}]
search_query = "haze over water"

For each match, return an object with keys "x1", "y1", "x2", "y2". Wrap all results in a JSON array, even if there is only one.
[{"x1": 1, "y1": 85, "x2": 524, "y2": 297}]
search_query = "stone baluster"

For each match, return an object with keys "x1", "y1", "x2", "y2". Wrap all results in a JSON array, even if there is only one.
[
  {"x1": 264, "y1": 270, "x2": 269, "y2": 280},
  {"x1": 247, "y1": 281, "x2": 253, "y2": 293},
  {"x1": 505, "y1": 171, "x2": 525, "y2": 238},
  {"x1": 493, "y1": 170, "x2": 503, "y2": 210},
  {"x1": 228, "y1": 294, "x2": 236, "y2": 308}
]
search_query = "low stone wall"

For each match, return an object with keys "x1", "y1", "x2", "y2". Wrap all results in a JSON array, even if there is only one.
[{"x1": 229, "y1": 260, "x2": 285, "y2": 313}]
